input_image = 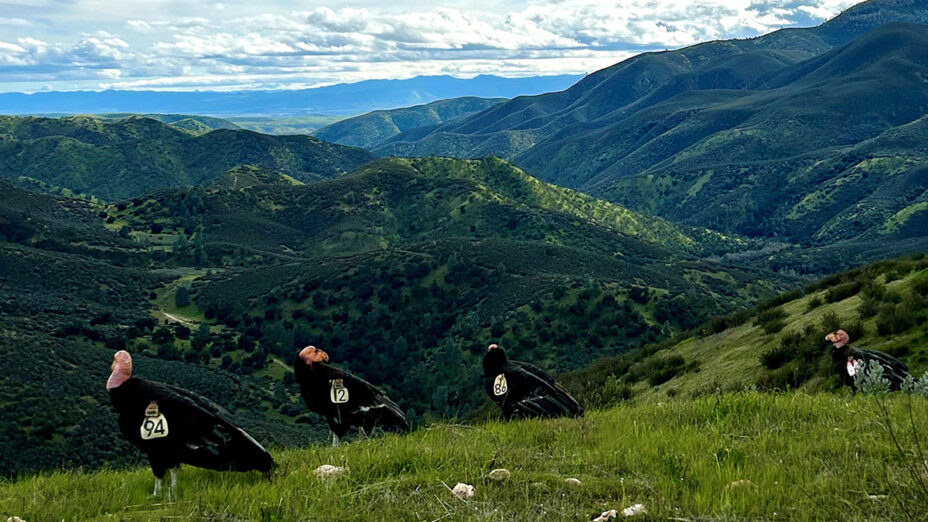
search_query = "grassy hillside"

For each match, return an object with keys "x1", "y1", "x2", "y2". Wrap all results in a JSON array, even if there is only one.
[
  {"x1": 314, "y1": 97, "x2": 505, "y2": 149},
  {"x1": 592, "y1": 23, "x2": 928, "y2": 244},
  {"x1": 2, "y1": 392, "x2": 927, "y2": 520},
  {"x1": 0, "y1": 115, "x2": 373, "y2": 200},
  {"x1": 563, "y1": 254, "x2": 928, "y2": 407}
]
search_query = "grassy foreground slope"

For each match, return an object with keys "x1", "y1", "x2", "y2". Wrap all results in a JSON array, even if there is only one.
[{"x1": 1, "y1": 392, "x2": 924, "y2": 520}]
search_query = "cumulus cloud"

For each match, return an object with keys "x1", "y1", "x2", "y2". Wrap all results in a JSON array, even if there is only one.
[{"x1": 0, "y1": 0, "x2": 861, "y2": 91}]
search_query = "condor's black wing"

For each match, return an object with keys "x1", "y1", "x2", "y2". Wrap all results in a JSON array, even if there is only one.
[
  {"x1": 320, "y1": 366, "x2": 408, "y2": 433},
  {"x1": 489, "y1": 362, "x2": 583, "y2": 419},
  {"x1": 121, "y1": 379, "x2": 274, "y2": 473}
]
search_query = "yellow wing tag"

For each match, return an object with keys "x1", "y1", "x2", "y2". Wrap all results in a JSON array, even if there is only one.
[
  {"x1": 330, "y1": 379, "x2": 350, "y2": 404},
  {"x1": 140, "y1": 402, "x2": 169, "y2": 440},
  {"x1": 493, "y1": 374, "x2": 508, "y2": 396}
]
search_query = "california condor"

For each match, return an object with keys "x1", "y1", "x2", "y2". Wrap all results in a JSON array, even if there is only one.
[
  {"x1": 827, "y1": 330, "x2": 908, "y2": 391},
  {"x1": 106, "y1": 351, "x2": 274, "y2": 496},
  {"x1": 482, "y1": 344, "x2": 583, "y2": 419},
  {"x1": 294, "y1": 346, "x2": 407, "y2": 446}
]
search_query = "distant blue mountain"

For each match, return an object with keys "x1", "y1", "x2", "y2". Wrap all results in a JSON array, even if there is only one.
[{"x1": 0, "y1": 75, "x2": 583, "y2": 116}]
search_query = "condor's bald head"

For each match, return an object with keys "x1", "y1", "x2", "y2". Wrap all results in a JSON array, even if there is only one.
[
  {"x1": 483, "y1": 343, "x2": 507, "y2": 376},
  {"x1": 298, "y1": 345, "x2": 330, "y2": 365},
  {"x1": 826, "y1": 330, "x2": 850, "y2": 348}
]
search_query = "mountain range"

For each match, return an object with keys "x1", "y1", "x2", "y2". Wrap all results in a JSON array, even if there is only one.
[
  {"x1": 0, "y1": 75, "x2": 581, "y2": 117},
  {"x1": 373, "y1": 1, "x2": 928, "y2": 252}
]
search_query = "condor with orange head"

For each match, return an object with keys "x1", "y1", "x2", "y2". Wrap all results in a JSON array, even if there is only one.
[{"x1": 294, "y1": 345, "x2": 408, "y2": 446}]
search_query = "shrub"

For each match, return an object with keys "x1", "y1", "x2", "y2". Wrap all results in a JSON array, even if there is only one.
[
  {"x1": 760, "y1": 345, "x2": 792, "y2": 370},
  {"x1": 825, "y1": 281, "x2": 862, "y2": 303},
  {"x1": 820, "y1": 311, "x2": 841, "y2": 335},
  {"x1": 858, "y1": 295, "x2": 880, "y2": 319},
  {"x1": 806, "y1": 295, "x2": 824, "y2": 312},
  {"x1": 876, "y1": 297, "x2": 921, "y2": 336},
  {"x1": 755, "y1": 307, "x2": 788, "y2": 334}
]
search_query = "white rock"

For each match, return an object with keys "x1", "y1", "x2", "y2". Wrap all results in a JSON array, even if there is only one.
[
  {"x1": 565, "y1": 477, "x2": 582, "y2": 486},
  {"x1": 488, "y1": 468, "x2": 511, "y2": 482},
  {"x1": 592, "y1": 509, "x2": 618, "y2": 522},
  {"x1": 452, "y1": 482, "x2": 475, "y2": 500},
  {"x1": 7, "y1": 517, "x2": 25, "y2": 522},
  {"x1": 622, "y1": 504, "x2": 647, "y2": 517},
  {"x1": 314, "y1": 464, "x2": 345, "y2": 479}
]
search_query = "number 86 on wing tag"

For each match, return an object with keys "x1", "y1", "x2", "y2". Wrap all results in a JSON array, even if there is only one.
[
  {"x1": 493, "y1": 374, "x2": 508, "y2": 396},
  {"x1": 330, "y1": 379, "x2": 349, "y2": 404}
]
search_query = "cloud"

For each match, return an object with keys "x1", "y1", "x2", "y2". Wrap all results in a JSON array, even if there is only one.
[{"x1": 0, "y1": 0, "x2": 860, "y2": 92}]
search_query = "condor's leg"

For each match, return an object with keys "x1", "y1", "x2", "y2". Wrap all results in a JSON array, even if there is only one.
[
  {"x1": 150, "y1": 460, "x2": 168, "y2": 497},
  {"x1": 169, "y1": 468, "x2": 178, "y2": 498}
]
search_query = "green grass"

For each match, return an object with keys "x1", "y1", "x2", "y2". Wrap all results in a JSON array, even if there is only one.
[{"x1": 1, "y1": 392, "x2": 924, "y2": 520}]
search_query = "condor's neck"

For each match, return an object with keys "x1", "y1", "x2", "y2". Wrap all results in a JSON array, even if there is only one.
[{"x1": 106, "y1": 369, "x2": 131, "y2": 391}]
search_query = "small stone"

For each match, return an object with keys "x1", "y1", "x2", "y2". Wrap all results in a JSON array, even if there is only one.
[
  {"x1": 452, "y1": 482, "x2": 475, "y2": 500},
  {"x1": 565, "y1": 477, "x2": 582, "y2": 486},
  {"x1": 488, "y1": 468, "x2": 511, "y2": 482},
  {"x1": 592, "y1": 509, "x2": 618, "y2": 522},
  {"x1": 8, "y1": 518, "x2": 25, "y2": 522},
  {"x1": 622, "y1": 504, "x2": 647, "y2": 517},
  {"x1": 727, "y1": 479, "x2": 753, "y2": 489},
  {"x1": 314, "y1": 464, "x2": 345, "y2": 479}
]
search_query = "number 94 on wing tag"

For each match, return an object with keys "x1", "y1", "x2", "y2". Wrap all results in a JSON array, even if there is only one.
[
  {"x1": 140, "y1": 401, "x2": 169, "y2": 440},
  {"x1": 330, "y1": 379, "x2": 350, "y2": 404}
]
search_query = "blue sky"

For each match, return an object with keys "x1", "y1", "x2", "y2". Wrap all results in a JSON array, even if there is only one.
[{"x1": 0, "y1": 0, "x2": 858, "y2": 92}]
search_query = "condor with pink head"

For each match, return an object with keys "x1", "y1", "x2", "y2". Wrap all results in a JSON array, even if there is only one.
[
  {"x1": 107, "y1": 350, "x2": 274, "y2": 496},
  {"x1": 826, "y1": 330, "x2": 909, "y2": 391}
]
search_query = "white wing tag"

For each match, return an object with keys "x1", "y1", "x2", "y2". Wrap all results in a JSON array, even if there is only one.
[
  {"x1": 493, "y1": 374, "x2": 509, "y2": 396},
  {"x1": 140, "y1": 402, "x2": 169, "y2": 440},
  {"x1": 847, "y1": 358, "x2": 860, "y2": 377},
  {"x1": 330, "y1": 379, "x2": 349, "y2": 404}
]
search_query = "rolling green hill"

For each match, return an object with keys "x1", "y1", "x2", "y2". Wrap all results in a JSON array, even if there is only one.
[
  {"x1": 107, "y1": 157, "x2": 744, "y2": 258},
  {"x1": 95, "y1": 113, "x2": 242, "y2": 134},
  {"x1": 373, "y1": 1, "x2": 928, "y2": 252},
  {"x1": 0, "y1": 115, "x2": 374, "y2": 200},
  {"x1": 314, "y1": 97, "x2": 505, "y2": 149}
]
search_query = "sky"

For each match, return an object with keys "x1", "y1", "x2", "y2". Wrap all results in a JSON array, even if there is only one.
[{"x1": 0, "y1": 0, "x2": 859, "y2": 93}]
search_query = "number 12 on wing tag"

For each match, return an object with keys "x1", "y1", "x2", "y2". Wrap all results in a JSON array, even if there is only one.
[
  {"x1": 493, "y1": 374, "x2": 508, "y2": 396},
  {"x1": 330, "y1": 379, "x2": 349, "y2": 404}
]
